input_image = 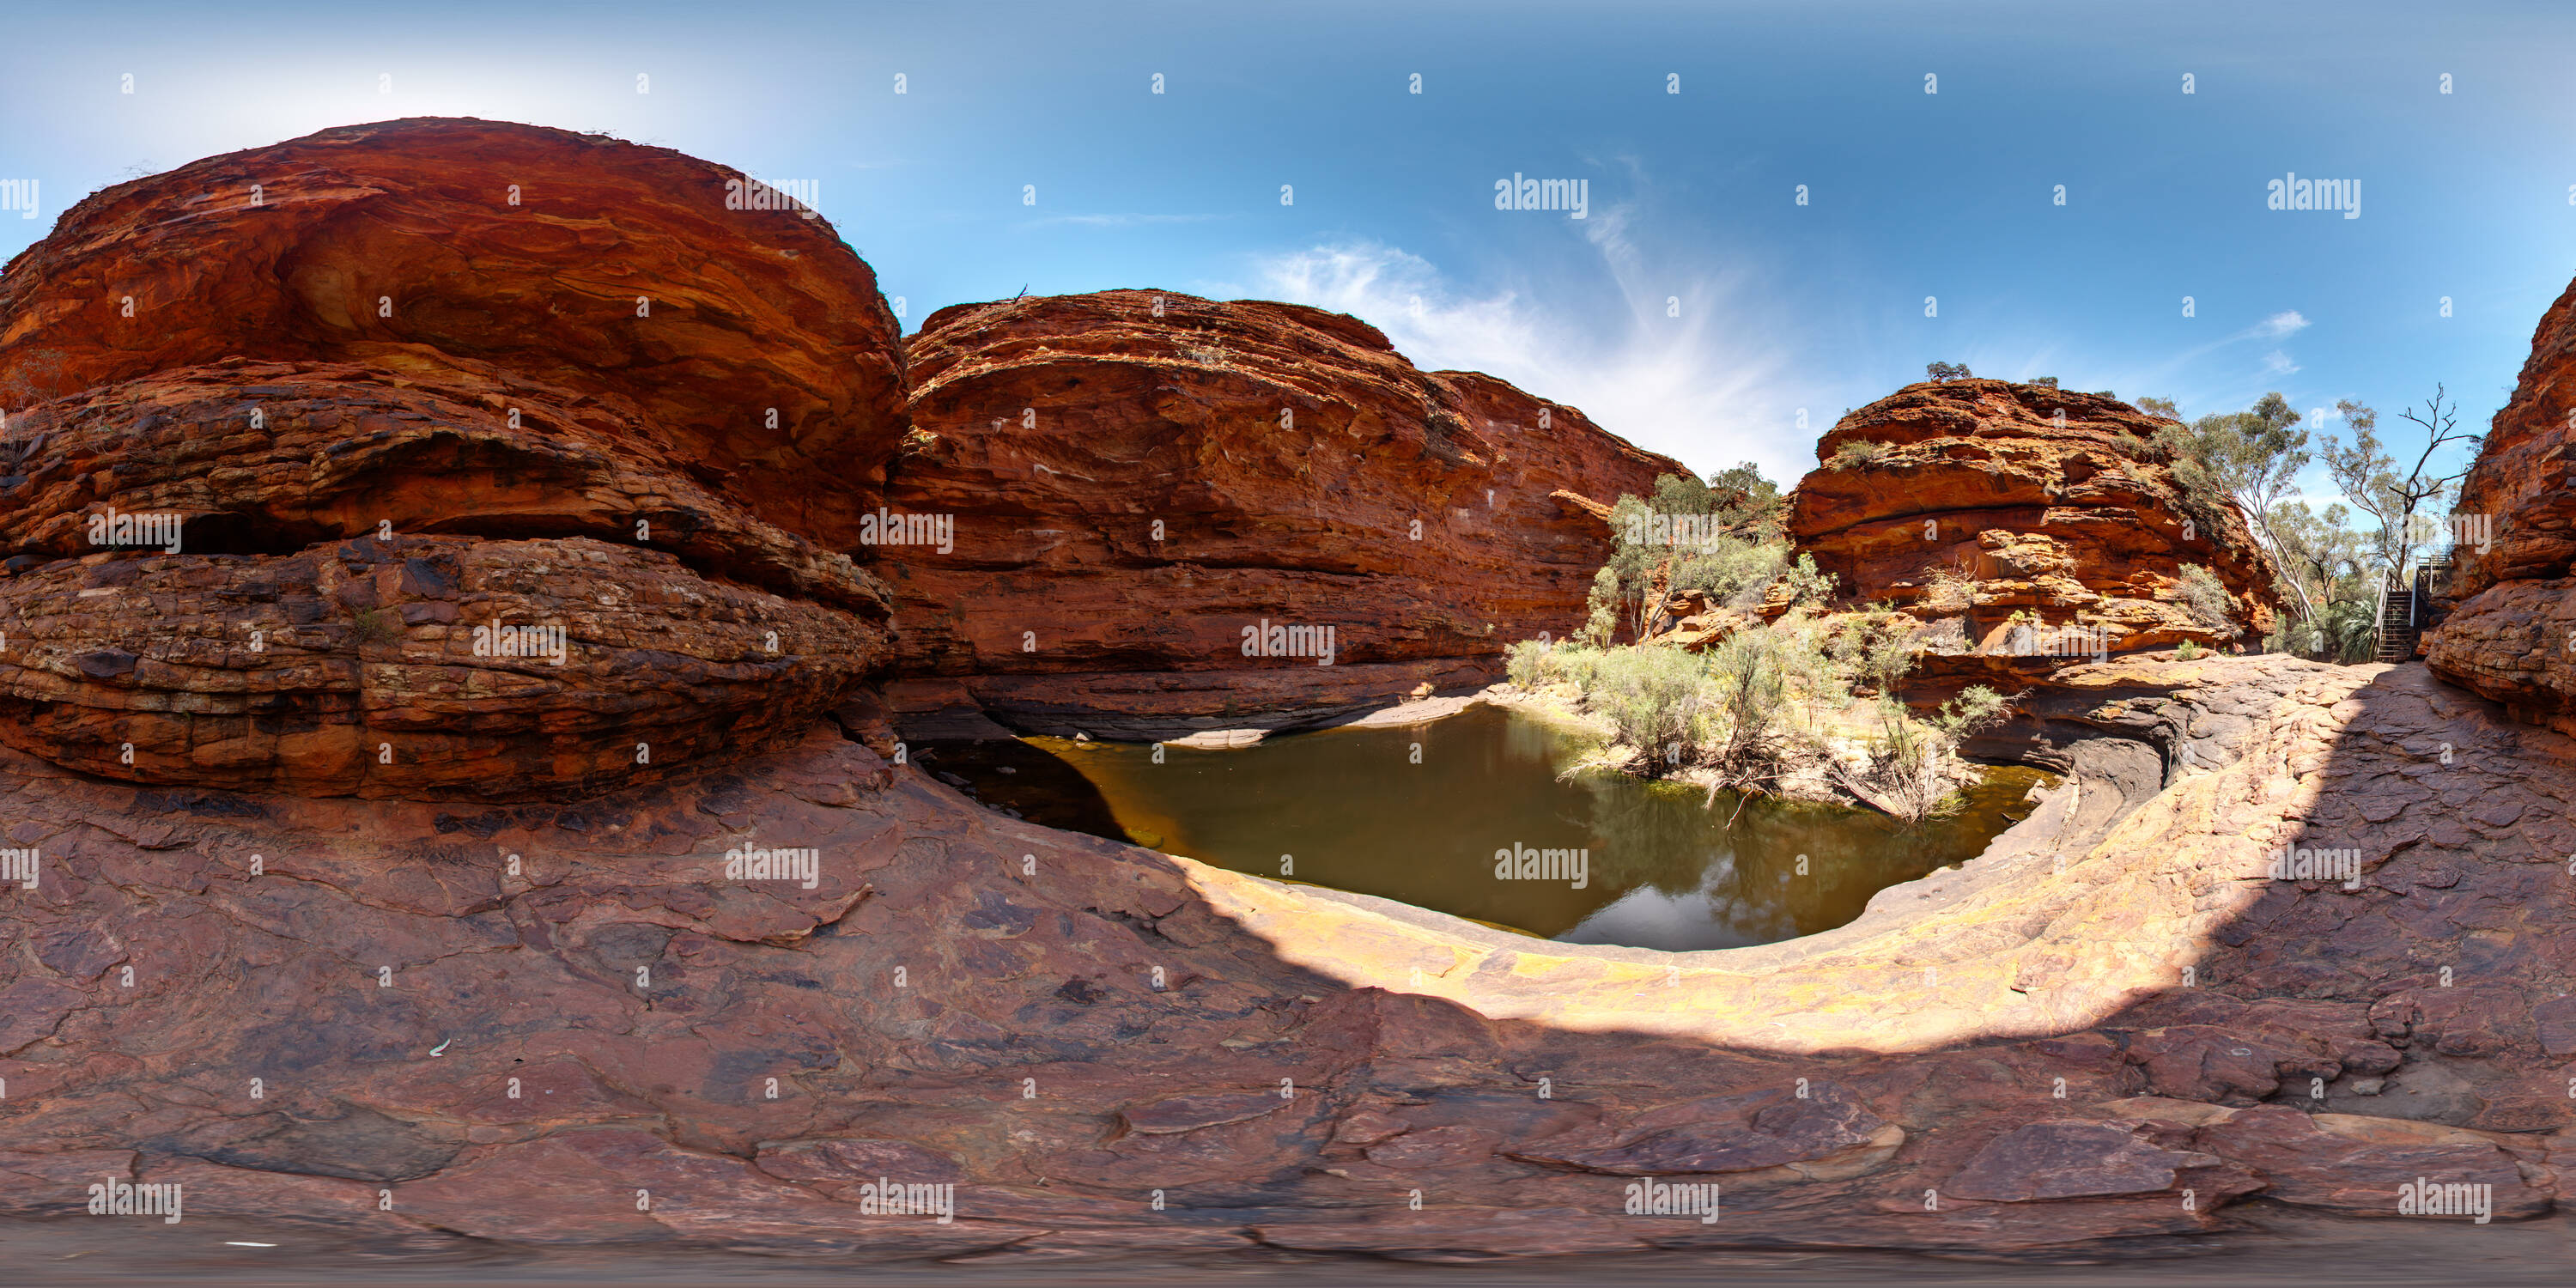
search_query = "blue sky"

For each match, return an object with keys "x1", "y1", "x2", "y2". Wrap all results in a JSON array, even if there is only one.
[{"x1": 4, "y1": 0, "x2": 2572, "y2": 498}]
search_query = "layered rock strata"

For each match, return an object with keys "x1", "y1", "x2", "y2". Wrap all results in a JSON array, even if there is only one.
[
  {"x1": 873, "y1": 289, "x2": 1681, "y2": 738},
  {"x1": 1789, "y1": 380, "x2": 2279, "y2": 659},
  {"x1": 0, "y1": 120, "x2": 906, "y2": 798},
  {"x1": 2427, "y1": 271, "x2": 2576, "y2": 732}
]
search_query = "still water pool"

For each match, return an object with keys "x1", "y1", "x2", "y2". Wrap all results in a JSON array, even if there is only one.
[{"x1": 923, "y1": 703, "x2": 2050, "y2": 952}]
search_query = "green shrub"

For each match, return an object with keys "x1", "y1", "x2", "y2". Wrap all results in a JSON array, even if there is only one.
[
  {"x1": 2175, "y1": 639, "x2": 2206, "y2": 660},
  {"x1": 1932, "y1": 684, "x2": 2008, "y2": 737},
  {"x1": 1777, "y1": 554, "x2": 1838, "y2": 609},
  {"x1": 1831, "y1": 439, "x2": 1892, "y2": 470},
  {"x1": 355, "y1": 608, "x2": 404, "y2": 644},
  {"x1": 1587, "y1": 646, "x2": 1710, "y2": 767},
  {"x1": 2175, "y1": 564, "x2": 2238, "y2": 635},
  {"x1": 1505, "y1": 638, "x2": 1553, "y2": 689}
]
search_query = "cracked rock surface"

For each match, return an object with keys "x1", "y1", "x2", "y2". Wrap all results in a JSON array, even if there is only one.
[{"x1": 1, "y1": 657, "x2": 2567, "y2": 1257}]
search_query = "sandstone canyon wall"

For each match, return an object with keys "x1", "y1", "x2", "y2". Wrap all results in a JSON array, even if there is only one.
[
  {"x1": 2426, "y1": 270, "x2": 2576, "y2": 732},
  {"x1": 873, "y1": 289, "x2": 1684, "y2": 738},
  {"x1": 0, "y1": 118, "x2": 907, "y2": 798},
  {"x1": 1789, "y1": 380, "x2": 2279, "y2": 664}
]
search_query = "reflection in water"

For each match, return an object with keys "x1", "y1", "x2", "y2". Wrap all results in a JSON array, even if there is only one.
[{"x1": 921, "y1": 704, "x2": 2049, "y2": 952}]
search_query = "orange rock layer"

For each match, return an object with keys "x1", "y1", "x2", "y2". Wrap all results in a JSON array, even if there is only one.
[
  {"x1": 2427, "y1": 270, "x2": 2576, "y2": 729},
  {"x1": 1789, "y1": 380, "x2": 2281, "y2": 655},
  {"x1": 0, "y1": 119, "x2": 906, "y2": 798},
  {"x1": 872, "y1": 289, "x2": 1684, "y2": 737}
]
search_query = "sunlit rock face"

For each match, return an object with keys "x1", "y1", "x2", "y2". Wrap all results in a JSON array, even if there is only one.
[
  {"x1": 2427, "y1": 272, "x2": 2576, "y2": 732},
  {"x1": 1789, "y1": 379, "x2": 2280, "y2": 654},
  {"x1": 0, "y1": 119, "x2": 904, "y2": 798},
  {"x1": 872, "y1": 289, "x2": 1685, "y2": 738}
]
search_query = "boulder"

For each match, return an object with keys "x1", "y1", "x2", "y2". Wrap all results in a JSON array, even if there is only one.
[{"x1": 0, "y1": 117, "x2": 908, "y2": 547}]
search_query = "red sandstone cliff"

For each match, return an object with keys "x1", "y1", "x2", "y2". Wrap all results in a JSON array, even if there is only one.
[
  {"x1": 873, "y1": 289, "x2": 1684, "y2": 738},
  {"x1": 1789, "y1": 380, "x2": 2280, "y2": 656},
  {"x1": 0, "y1": 119, "x2": 907, "y2": 798},
  {"x1": 2425, "y1": 271, "x2": 2576, "y2": 731}
]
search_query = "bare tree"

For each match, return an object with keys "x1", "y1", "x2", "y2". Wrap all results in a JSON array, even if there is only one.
[{"x1": 2320, "y1": 385, "x2": 2483, "y2": 580}]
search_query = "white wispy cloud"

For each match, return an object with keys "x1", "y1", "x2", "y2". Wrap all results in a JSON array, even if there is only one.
[
  {"x1": 1241, "y1": 215, "x2": 1799, "y2": 481},
  {"x1": 2239, "y1": 310, "x2": 2311, "y2": 340}
]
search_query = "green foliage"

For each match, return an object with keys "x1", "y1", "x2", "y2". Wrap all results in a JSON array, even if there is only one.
[
  {"x1": 1509, "y1": 639, "x2": 1607, "y2": 690},
  {"x1": 1925, "y1": 361, "x2": 1972, "y2": 382},
  {"x1": 1704, "y1": 461, "x2": 1787, "y2": 535},
  {"x1": 1777, "y1": 554, "x2": 1838, "y2": 610},
  {"x1": 1594, "y1": 465, "x2": 1805, "y2": 635},
  {"x1": 1931, "y1": 685, "x2": 2008, "y2": 738},
  {"x1": 2324, "y1": 592, "x2": 2380, "y2": 663},
  {"x1": 2174, "y1": 564, "x2": 2238, "y2": 635},
  {"x1": 1588, "y1": 646, "x2": 1710, "y2": 768},
  {"x1": 2134, "y1": 395, "x2": 2181, "y2": 420},
  {"x1": 1831, "y1": 439, "x2": 1891, "y2": 470},
  {"x1": 2175, "y1": 639, "x2": 2206, "y2": 660},
  {"x1": 1580, "y1": 567, "x2": 1620, "y2": 647},
  {"x1": 1702, "y1": 629, "x2": 1787, "y2": 767},
  {"x1": 1665, "y1": 539, "x2": 1784, "y2": 608},
  {"x1": 1506, "y1": 638, "x2": 1554, "y2": 689},
  {"x1": 2030, "y1": 376, "x2": 2058, "y2": 389}
]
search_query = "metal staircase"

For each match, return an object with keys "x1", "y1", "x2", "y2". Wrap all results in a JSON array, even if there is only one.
[{"x1": 2375, "y1": 566, "x2": 2426, "y2": 662}]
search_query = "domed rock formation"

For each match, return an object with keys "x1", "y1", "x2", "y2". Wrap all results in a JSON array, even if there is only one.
[
  {"x1": 872, "y1": 289, "x2": 1683, "y2": 738},
  {"x1": 0, "y1": 120, "x2": 905, "y2": 798},
  {"x1": 2427, "y1": 272, "x2": 2576, "y2": 732},
  {"x1": 0, "y1": 117, "x2": 908, "y2": 541},
  {"x1": 1788, "y1": 380, "x2": 2279, "y2": 659}
]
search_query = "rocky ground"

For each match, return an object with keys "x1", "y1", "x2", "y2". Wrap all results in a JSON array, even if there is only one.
[{"x1": 2, "y1": 653, "x2": 2567, "y2": 1260}]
